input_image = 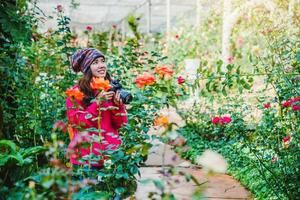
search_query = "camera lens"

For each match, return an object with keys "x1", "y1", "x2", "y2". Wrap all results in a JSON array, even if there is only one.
[{"x1": 119, "y1": 90, "x2": 133, "y2": 104}]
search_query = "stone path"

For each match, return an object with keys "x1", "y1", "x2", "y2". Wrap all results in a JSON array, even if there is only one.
[{"x1": 133, "y1": 140, "x2": 252, "y2": 200}]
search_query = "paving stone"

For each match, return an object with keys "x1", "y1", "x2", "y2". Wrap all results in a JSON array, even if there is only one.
[{"x1": 145, "y1": 140, "x2": 187, "y2": 166}]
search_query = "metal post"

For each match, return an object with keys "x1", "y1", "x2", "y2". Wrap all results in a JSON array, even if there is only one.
[
  {"x1": 121, "y1": 20, "x2": 126, "y2": 41},
  {"x1": 196, "y1": 0, "x2": 201, "y2": 27},
  {"x1": 166, "y1": 0, "x2": 171, "y2": 49},
  {"x1": 146, "y1": 0, "x2": 151, "y2": 34},
  {"x1": 222, "y1": 0, "x2": 231, "y2": 70}
]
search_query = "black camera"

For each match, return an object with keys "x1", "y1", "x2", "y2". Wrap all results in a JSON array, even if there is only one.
[{"x1": 109, "y1": 79, "x2": 133, "y2": 104}]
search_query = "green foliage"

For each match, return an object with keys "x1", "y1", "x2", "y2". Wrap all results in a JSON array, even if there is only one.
[
  {"x1": 127, "y1": 14, "x2": 142, "y2": 40},
  {"x1": 0, "y1": 0, "x2": 33, "y2": 139},
  {"x1": 0, "y1": 139, "x2": 46, "y2": 195},
  {"x1": 91, "y1": 31, "x2": 109, "y2": 53},
  {"x1": 176, "y1": 36, "x2": 300, "y2": 199}
]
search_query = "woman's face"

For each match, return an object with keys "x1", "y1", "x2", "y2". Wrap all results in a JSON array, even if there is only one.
[{"x1": 90, "y1": 57, "x2": 107, "y2": 78}]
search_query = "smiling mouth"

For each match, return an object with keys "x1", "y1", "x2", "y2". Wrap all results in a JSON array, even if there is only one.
[{"x1": 97, "y1": 69, "x2": 106, "y2": 74}]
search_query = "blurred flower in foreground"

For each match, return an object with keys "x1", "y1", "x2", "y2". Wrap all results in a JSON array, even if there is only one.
[
  {"x1": 154, "y1": 115, "x2": 169, "y2": 127},
  {"x1": 196, "y1": 150, "x2": 228, "y2": 174},
  {"x1": 159, "y1": 106, "x2": 186, "y2": 129},
  {"x1": 65, "y1": 88, "x2": 85, "y2": 101},
  {"x1": 90, "y1": 77, "x2": 111, "y2": 91},
  {"x1": 53, "y1": 120, "x2": 67, "y2": 133},
  {"x1": 152, "y1": 107, "x2": 186, "y2": 135}
]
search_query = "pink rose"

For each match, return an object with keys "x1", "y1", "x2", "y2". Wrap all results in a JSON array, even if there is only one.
[
  {"x1": 177, "y1": 76, "x2": 185, "y2": 85},
  {"x1": 235, "y1": 36, "x2": 244, "y2": 48},
  {"x1": 227, "y1": 56, "x2": 234, "y2": 64},
  {"x1": 211, "y1": 117, "x2": 220, "y2": 124},
  {"x1": 220, "y1": 116, "x2": 232, "y2": 125},
  {"x1": 86, "y1": 25, "x2": 93, "y2": 31},
  {"x1": 57, "y1": 5, "x2": 63, "y2": 12},
  {"x1": 290, "y1": 97, "x2": 300, "y2": 103},
  {"x1": 292, "y1": 105, "x2": 299, "y2": 111},
  {"x1": 271, "y1": 157, "x2": 278, "y2": 163}
]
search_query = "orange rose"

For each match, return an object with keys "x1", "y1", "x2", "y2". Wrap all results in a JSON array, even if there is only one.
[
  {"x1": 154, "y1": 65, "x2": 174, "y2": 79},
  {"x1": 154, "y1": 115, "x2": 169, "y2": 127},
  {"x1": 65, "y1": 88, "x2": 85, "y2": 101},
  {"x1": 90, "y1": 77, "x2": 112, "y2": 91},
  {"x1": 135, "y1": 72, "x2": 156, "y2": 88}
]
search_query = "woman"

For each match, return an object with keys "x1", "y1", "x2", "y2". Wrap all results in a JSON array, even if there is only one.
[{"x1": 66, "y1": 48, "x2": 128, "y2": 168}]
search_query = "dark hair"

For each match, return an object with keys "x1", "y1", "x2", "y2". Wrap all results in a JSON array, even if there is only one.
[{"x1": 78, "y1": 68, "x2": 112, "y2": 107}]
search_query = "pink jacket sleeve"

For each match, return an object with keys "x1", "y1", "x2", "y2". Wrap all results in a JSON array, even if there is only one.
[
  {"x1": 111, "y1": 103, "x2": 128, "y2": 130},
  {"x1": 66, "y1": 97, "x2": 99, "y2": 128}
]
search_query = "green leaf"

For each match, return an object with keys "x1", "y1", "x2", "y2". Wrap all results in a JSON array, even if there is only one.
[
  {"x1": 115, "y1": 187, "x2": 126, "y2": 195},
  {"x1": 296, "y1": 49, "x2": 300, "y2": 61},
  {"x1": 216, "y1": 60, "x2": 223, "y2": 72},
  {"x1": 226, "y1": 64, "x2": 234, "y2": 71},
  {"x1": 0, "y1": 140, "x2": 17, "y2": 152},
  {"x1": 153, "y1": 179, "x2": 165, "y2": 191},
  {"x1": 236, "y1": 66, "x2": 241, "y2": 74},
  {"x1": 41, "y1": 177, "x2": 55, "y2": 189},
  {"x1": 21, "y1": 146, "x2": 47, "y2": 158},
  {"x1": 222, "y1": 86, "x2": 227, "y2": 96}
]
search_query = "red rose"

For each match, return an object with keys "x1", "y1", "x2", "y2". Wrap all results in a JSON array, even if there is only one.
[
  {"x1": 86, "y1": 25, "x2": 93, "y2": 31},
  {"x1": 264, "y1": 103, "x2": 271, "y2": 109},
  {"x1": 211, "y1": 117, "x2": 220, "y2": 124},
  {"x1": 292, "y1": 105, "x2": 300, "y2": 111},
  {"x1": 175, "y1": 34, "x2": 180, "y2": 39},
  {"x1": 290, "y1": 97, "x2": 300, "y2": 103},
  {"x1": 282, "y1": 135, "x2": 291, "y2": 143},
  {"x1": 177, "y1": 76, "x2": 185, "y2": 85},
  {"x1": 282, "y1": 101, "x2": 291, "y2": 107}
]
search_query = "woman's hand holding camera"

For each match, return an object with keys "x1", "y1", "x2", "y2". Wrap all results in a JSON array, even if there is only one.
[
  {"x1": 96, "y1": 91, "x2": 122, "y2": 105},
  {"x1": 96, "y1": 91, "x2": 114, "y2": 104},
  {"x1": 113, "y1": 90, "x2": 123, "y2": 106}
]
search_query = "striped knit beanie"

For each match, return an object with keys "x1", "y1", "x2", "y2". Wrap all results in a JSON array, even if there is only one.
[{"x1": 71, "y1": 48, "x2": 105, "y2": 74}]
